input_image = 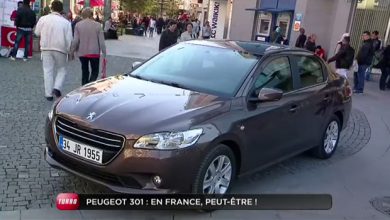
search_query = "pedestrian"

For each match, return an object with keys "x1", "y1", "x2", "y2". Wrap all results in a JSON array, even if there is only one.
[
  {"x1": 379, "y1": 45, "x2": 390, "y2": 90},
  {"x1": 315, "y1": 45, "x2": 326, "y2": 60},
  {"x1": 202, "y1": 21, "x2": 211, "y2": 39},
  {"x1": 372, "y1": 31, "x2": 382, "y2": 51},
  {"x1": 34, "y1": 0, "x2": 72, "y2": 101},
  {"x1": 71, "y1": 7, "x2": 106, "y2": 86},
  {"x1": 273, "y1": 27, "x2": 283, "y2": 44},
  {"x1": 149, "y1": 17, "x2": 156, "y2": 38},
  {"x1": 354, "y1": 31, "x2": 374, "y2": 93},
  {"x1": 366, "y1": 30, "x2": 382, "y2": 81},
  {"x1": 9, "y1": 0, "x2": 36, "y2": 61},
  {"x1": 180, "y1": 23, "x2": 196, "y2": 41},
  {"x1": 191, "y1": 19, "x2": 199, "y2": 38},
  {"x1": 295, "y1": 28, "x2": 306, "y2": 48},
  {"x1": 10, "y1": 1, "x2": 23, "y2": 23},
  {"x1": 159, "y1": 21, "x2": 178, "y2": 51},
  {"x1": 305, "y1": 34, "x2": 317, "y2": 52},
  {"x1": 335, "y1": 33, "x2": 350, "y2": 54},
  {"x1": 104, "y1": 17, "x2": 118, "y2": 39},
  {"x1": 71, "y1": 15, "x2": 82, "y2": 36},
  {"x1": 156, "y1": 17, "x2": 164, "y2": 35},
  {"x1": 327, "y1": 36, "x2": 355, "y2": 78}
]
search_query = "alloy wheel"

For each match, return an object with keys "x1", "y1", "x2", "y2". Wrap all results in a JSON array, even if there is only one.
[
  {"x1": 202, "y1": 155, "x2": 232, "y2": 194},
  {"x1": 324, "y1": 121, "x2": 339, "y2": 154}
]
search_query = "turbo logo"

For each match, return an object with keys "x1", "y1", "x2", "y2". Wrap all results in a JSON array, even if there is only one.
[{"x1": 56, "y1": 193, "x2": 80, "y2": 210}]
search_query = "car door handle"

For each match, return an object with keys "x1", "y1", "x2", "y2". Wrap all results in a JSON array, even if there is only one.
[
  {"x1": 323, "y1": 95, "x2": 330, "y2": 101},
  {"x1": 289, "y1": 105, "x2": 299, "y2": 113}
]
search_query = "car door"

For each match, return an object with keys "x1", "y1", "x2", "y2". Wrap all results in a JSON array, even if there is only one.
[
  {"x1": 289, "y1": 54, "x2": 333, "y2": 150},
  {"x1": 241, "y1": 55, "x2": 304, "y2": 170}
]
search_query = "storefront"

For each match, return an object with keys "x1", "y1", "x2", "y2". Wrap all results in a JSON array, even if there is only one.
[
  {"x1": 207, "y1": 0, "x2": 233, "y2": 39},
  {"x1": 229, "y1": 0, "x2": 356, "y2": 57},
  {"x1": 248, "y1": 0, "x2": 296, "y2": 43}
]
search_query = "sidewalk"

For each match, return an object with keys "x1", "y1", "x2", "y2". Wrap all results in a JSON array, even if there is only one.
[{"x1": 105, "y1": 34, "x2": 160, "y2": 60}]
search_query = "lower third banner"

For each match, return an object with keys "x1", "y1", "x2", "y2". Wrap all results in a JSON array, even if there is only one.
[{"x1": 56, "y1": 194, "x2": 332, "y2": 210}]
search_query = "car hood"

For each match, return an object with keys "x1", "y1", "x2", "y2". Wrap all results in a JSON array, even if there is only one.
[{"x1": 55, "y1": 75, "x2": 231, "y2": 137}]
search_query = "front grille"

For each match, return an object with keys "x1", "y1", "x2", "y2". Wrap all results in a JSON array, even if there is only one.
[{"x1": 55, "y1": 116, "x2": 125, "y2": 164}]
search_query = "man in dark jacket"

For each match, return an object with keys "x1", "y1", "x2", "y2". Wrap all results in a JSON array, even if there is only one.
[
  {"x1": 295, "y1": 28, "x2": 306, "y2": 48},
  {"x1": 327, "y1": 36, "x2": 355, "y2": 78},
  {"x1": 355, "y1": 31, "x2": 374, "y2": 93},
  {"x1": 372, "y1": 31, "x2": 382, "y2": 51},
  {"x1": 10, "y1": 0, "x2": 36, "y2": 61},
  {"x1": 379, "y1": 45, "x2": 390, "y2": 90},
  {"x1": 159, "y1": 21, "x2": 178, "y2": 51},
  {"x1": 366, "y1": 30, "x2": 382, "y2": 81}
]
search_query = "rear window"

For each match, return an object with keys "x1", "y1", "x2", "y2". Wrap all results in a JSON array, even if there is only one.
[{"x1": 296, "y1": 56, "x2": 324, "y2": 87}]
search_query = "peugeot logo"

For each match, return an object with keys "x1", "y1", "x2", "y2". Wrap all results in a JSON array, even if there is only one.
[{"x1": 86, "y1": 112, "x2": 96, "y2": 121}]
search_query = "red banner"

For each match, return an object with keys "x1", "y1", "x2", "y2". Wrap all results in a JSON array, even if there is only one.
[{"x1": 1, "y1": 26, "x2": 33, "y2": 57}]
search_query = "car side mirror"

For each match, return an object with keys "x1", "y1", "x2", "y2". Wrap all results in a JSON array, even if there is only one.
[
  {"x1": 250, "y1": 88, "x2": 283, "y2": 102},
  {"x1": 132, "y1": 61, "x2": 142, "y2": 70}
]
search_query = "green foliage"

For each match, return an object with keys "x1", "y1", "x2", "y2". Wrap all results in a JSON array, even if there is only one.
[{"x1": 120, "y1": 0, "x2": 181, "y2": 17}]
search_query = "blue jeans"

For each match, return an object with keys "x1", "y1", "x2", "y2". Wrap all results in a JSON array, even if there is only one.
[
  {"x1": 10, "y1": 29, "x2": 32, "y2": 59},
  {"x1": 355, "y1": 65, "x2": 369, "y2": 92},
  {"x1": 365, "y1": 66, "x2": 372, "y2": 81}
]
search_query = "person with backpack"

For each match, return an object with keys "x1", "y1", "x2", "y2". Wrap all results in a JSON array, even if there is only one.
[
  {"x1": 327, "y1": 36, "x2": 355, "y2": 78},
  {"x1": 379, "y1": 45, "x2": 390, "y2": 91}
]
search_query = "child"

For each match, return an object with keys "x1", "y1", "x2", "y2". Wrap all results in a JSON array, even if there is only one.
[{"x1": 315, "y1": 46, "x2": 326, "y2": 60}]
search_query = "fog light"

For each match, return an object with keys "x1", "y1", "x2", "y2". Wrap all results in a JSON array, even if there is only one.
[{"x1": 152, "y1": 175, "x2": 162, "y2": 186}]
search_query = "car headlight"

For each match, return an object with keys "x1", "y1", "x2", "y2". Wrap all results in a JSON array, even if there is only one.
[
  {"x1": 48, "y1": 109, "x2": 54, "y2": 121},
  {"x1": 134, "y1": 128, "x2": 203, "y2": 150},
  {"x1": 48, "y1": 99, "x2": 60, "y2": 121}
]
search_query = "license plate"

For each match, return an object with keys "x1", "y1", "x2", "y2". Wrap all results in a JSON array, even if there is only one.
[{"x1": 59, "y1": 136, "x2": 103, "y2": 164}]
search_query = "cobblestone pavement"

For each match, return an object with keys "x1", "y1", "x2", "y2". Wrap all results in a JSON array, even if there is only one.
[{"x1": 0, "y1": 55, "x2": 371, "y2": 211}]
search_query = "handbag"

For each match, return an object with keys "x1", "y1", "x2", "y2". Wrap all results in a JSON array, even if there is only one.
[{"x1": 101, "y1": 58, "x2": 107, "y2": 79}]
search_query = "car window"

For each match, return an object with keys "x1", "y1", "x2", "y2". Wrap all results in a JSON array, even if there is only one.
[
  {"x1": 254, "y1": 56, "x2": 293, "y2": 93},
  {"x1": 296, "y1": 56, "x2": 324, "y2": 88}
]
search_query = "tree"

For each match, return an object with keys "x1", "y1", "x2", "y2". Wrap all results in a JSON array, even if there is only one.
[{"x1": 121, "y1": 0, "x2": 181, "y2": 18}]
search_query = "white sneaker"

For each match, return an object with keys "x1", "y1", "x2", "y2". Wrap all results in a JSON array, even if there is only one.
[
  {"x1": 23, "y1": 58, "x2": 28, "y2": 62},
  {"x1": 9, "y1": 57, "x2": 15, "y2": 61}
]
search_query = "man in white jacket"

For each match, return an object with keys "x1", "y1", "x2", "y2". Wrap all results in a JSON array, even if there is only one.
[{"x1": 34, "y1": 0, "x2": 72, "y2": 101}]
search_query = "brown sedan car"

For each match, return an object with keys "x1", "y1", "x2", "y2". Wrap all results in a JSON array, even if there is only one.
[{"x1": 45, "y1": 41, "x2": 352, "y2": 194}]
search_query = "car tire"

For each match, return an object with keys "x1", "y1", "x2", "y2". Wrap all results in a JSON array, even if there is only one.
[
  {"x1": 192, "y1": 144, "x2": 236, "y2": 195},
  {"x1": 311, "y1": 115, "x2": 341, "y2": 159}
]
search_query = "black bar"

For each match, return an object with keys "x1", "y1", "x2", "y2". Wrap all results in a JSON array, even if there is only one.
[{"x1": 77, "y1": 194, "x2": 332, "y2": 210}]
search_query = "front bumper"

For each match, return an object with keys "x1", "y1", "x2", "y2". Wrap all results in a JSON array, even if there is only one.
[{"x1": 45, "y1": 116, "x2": 207, "y2": 194}]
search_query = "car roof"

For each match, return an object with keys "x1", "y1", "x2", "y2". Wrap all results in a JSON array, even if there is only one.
[{"x1": 186, "y1": 40, "x2": 313, "y2": 57}]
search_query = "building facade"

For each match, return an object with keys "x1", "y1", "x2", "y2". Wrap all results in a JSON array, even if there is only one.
[{"x1": 228, "y1": 0, "x2": 390, "y2": 57}]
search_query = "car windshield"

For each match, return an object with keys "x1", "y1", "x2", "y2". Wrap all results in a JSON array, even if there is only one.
[{"x1": 130, "y1": 43, "x2": 258, "y2": 97}]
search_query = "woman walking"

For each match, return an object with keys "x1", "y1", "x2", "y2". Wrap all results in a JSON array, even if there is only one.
[
  {"x1": 180, "y1": 23, "x2": 196, "y2": 41},
  {"x1": 202, "y1": 21, "x2": 211, "y2": 39},
  {"x1": 71, "y1": 7, "x2": 106, "y2": 85}
]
